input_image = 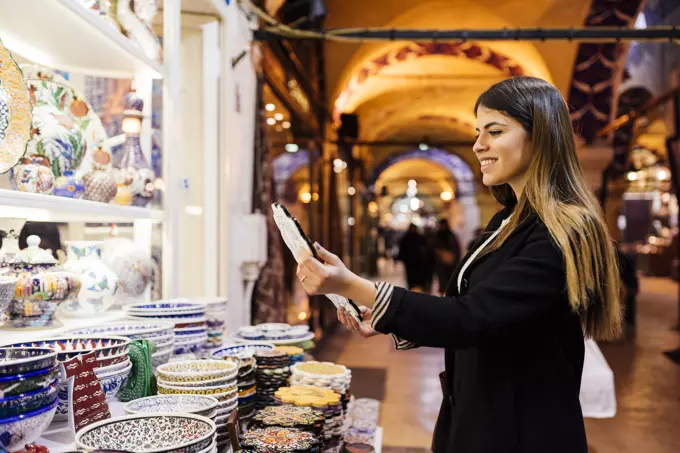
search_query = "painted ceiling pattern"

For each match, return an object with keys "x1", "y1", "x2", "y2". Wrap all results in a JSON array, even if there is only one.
[
  {"x1": 568, "y1": 0, "x2": 645, "y2": 143},
  {"x1": 332, "y1": 42, "x2": 526, "y2": 122}
]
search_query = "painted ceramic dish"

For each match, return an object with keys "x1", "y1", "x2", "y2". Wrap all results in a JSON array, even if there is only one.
[
  {"x1": 0, "y1": 347, "x2": 57, "y2": 376},
  {"x1": 75, "y1": 413, "x2": 216, "y2": 453},
  {"x1": 0, "y1": 38, "x2": 31, "y2": 174},
  {"x1": 210, "y1": 343, "x2": 275, "y2": 360},
  {"x1": 240, "y1": 426, "x2": 320, "y2": 452},
  {"x1": 124, "y1": 395, "x2": 219, "y2": 417},
  {"x1": 0, "y1": 399, "x2": 58, "y2": 451},
  {"x1": 0, "y1": 365, "x2": 60, "y2": 398},
  {"x1": 66, "y1": 320, "x2": 175, "y2": 339},
  {"x1": 3, "y1": 336, "x2": 130, "y2": 361},
  {"x1": 157, "y1": 360, "x2": 237, "y2": 383},
  {"x1": 0, "y1": 378, "x2": 58, "y2": 418},
  {"x1": 20, "y1": 64, "x2": 112, "y2": 177}
]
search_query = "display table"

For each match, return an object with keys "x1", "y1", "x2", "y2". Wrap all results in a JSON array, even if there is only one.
[{"x1": 580, "y1": 339, "x2": 616, "y2": 418}]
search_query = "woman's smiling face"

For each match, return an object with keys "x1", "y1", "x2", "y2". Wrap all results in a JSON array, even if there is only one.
[{"x1": 473, "y1": 105, "x2": 533, "y2": 194}]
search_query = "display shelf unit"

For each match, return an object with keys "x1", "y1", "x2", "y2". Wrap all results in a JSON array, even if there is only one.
[
  {"x1": 0, "y1": 189, "x2": 164, "y2": 223},
  {"x1": 0, "y1": 0, "x2": 163, "y2": 78}
]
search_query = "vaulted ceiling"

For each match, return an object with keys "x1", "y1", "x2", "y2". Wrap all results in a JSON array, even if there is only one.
[{"x1": 322, "y1": 0, "x2": 594, "y2": 192}]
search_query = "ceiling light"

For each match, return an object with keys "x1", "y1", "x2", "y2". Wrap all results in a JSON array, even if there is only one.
[
  {"x1": 419, "y1": 143, "x2": 428, "y2": 151},
  {"x1": 265, "y1": 103, "x2": 275, "y2": 111},
  {"x1": 406, "y1": 187, "x2": 417, "y2": 197},
  {"x1": 274, "y1": 113, "x2": 284, "y2": 121},
  {"x1": 440, "y1": 191, "x2": 453, "y2": 201},
  {"x1": 348, "y1": 187, "x2": 356, "y2": 196},
  {"x1": 266, "y1": 118, "x2": 276, "y2": 126},
  {"x1": 410, "y1": 198, "x2": 420, "y2": 211},
  {"x1": 285, "y1": 144, "x2": 299, "y2": 153},
  {"x1": 282, "y1": 121, "x2": 291, "y2": 129},
  {"x1": 408, "y1": 179, "x2": 417, "y2": 187},
  {"x1": 299, "y1": 192, "x2": 312, "y2": 203},
  {"x1": 348, "y1": 217, "x2": 355, "y2": 226}
]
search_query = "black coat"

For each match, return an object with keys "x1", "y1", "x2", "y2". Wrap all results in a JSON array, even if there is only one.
[{"x1": 373, "y1": 206, "x2": 587, "y2": 453}]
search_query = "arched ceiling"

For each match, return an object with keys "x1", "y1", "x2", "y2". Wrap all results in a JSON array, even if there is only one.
[
  {"x1": 324, "y1": 0, "x2": 593, "y2": 149},
  {"x1": 375, "y1": 158, "x2": 456, "y2": 217}
]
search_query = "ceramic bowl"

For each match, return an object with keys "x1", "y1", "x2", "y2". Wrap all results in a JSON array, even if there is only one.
[
  {"x1": 125, "y1": 302, "x2": 206, "y2": 315},
  {"x1": 157, "y1": 381, "x2": 238, "y2": 398},
  {"x1": 98, "y1": 362, "x2": 132, "y2": 399},
  {"x1": 0, "y1": 399, "x2": 58, "y2": 451},
  {"x1": 157, "y1": 360, "x2": 237, "y2": 383},
  {"x1": 3, "y1": 336, "x2": 130, "y2": 361},
  {"x1": 152, "y1": 347, "x2": 173, "y2": 370},
  {"x1": 157, "y1": 374, "x2": 236, "y2": 389},
  {"x1": 124, "y1": 395, "x2": 219, "y2": 417},
  {"x1": 0, "y1": 365, "x2": 60, "y2": 398},
  {"x1": 75, "y1": 413, "x2": 217, "y2": 453},
  {"x1": 95, "y1": 358, "x2": 131, "y2": 377},
  {"x1": 173, "y1": 342, "x2": 204, "y2": 356},
  {"x1": 66, "y1": 320, "x2": 175, "y2": 339},
  {"x1": 258, "y1": 323, "x2": 290, "y2": 333},
  {"x1": 210, "y1": 342, "x2": 275, "y2": 360},
  {"x1": 0, "y1": 379, "x2": 58, "y2": 418},
  {"x1": 96, "y1": 350, "x2": 129, "y2": 368},
  {"x1": 0, "y1": 347, "x2": 57, "y2": 376},
  {"x1": 5, "y1": 300, "x2": 63, "y2": 329}
]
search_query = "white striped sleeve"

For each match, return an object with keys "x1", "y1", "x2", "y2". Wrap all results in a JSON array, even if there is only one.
[{"x1": 372, "y1": 282, "x2": 418, "y2": 350}]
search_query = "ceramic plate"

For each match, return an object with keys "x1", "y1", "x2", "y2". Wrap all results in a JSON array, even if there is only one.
[
  {"x1": 20, "y1": 64, "x2": 112, "y2": 177},
  {"x1": 210, "y1": 343, "x2": 275, "y2": 360},
  {"x1": 271, "y1": 202, "x2": 363, "y2": 323},
  {"x1": 124, "y1": 394, "x2": 219, "y2": 416},
  {"x1": 76, "y1": 413, "x2": 216, "y2": 453},
  {"x1": 0, "y1": 39, "x2": 31, "y2": 174}
]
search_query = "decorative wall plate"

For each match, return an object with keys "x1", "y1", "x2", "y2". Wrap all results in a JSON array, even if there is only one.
[
  {"x1": 271, "y1": 202, "x2": 363, "y2": 323},
  {"x1": 0, "y1": 39, "x2": 32, "y2": 174},
  {"x1": 20, "y1": 64, "x2": 112, "y2": 177}
]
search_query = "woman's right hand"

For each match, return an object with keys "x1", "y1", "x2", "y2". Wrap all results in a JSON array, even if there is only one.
[{"x1": 338, "y1": 306, "x2": 380, "y2": 338}]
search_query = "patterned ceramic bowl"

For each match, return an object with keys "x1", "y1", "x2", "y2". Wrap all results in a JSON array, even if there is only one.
[
  {"x1": 75, "y1": 413, "x2": 216, "y2": 453},
  {"x1": 124, "y1": 395, "x2": 219, "y2": 417},
  {"x1": 152, "y1": 347, "x2": 173, "y2": 370},
  {"x1": 98, "y1": 362, "x2": 132, "y2": 400},
  {"x1": 157, "y1": 374, "x2": 236, "y2": 389},
  {"x1": 258, "y1": 323, "x2": 290, "y2": 333},
  {"x1": 0, "y1": 365, "x2": 60, "y2": 398},
  {"x1": 3, "y1": 336, "x2": 130, "y2": 361},
  {"x1": 96, "y1": 350, "x2": 129, "y2": 368},
  {"x1": 0, "y1": 347, "x2": 57, "y2": 376},
  {"x1": 66, "y1": 320, "x2": 175, "y2": 339},
  {"x1": 0, "y1": 379, "x2": 58, "y2": 418},
  {"x1": 157, "y1": 360, "x2": 238, "y2": 383},
  {"x1": 94, "y1": 358, "x2": 131, "y2": 376},
  {"x1": 0, "y1": 399, "x2": 58, "y2": 451},
  {"x1": 157, "y1": 382, "x2": 238, "y2": 399},
  {"x1": 210, "y1": 342, "x2": 275, "y2": 360},
  {"x1": 125, "y1": 302, "x2": 206, "y2": 316}
]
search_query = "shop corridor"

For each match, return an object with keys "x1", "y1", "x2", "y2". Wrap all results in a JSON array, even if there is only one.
[{"x1": 317, "y1": 263, "x2": 680, "y2": 453}]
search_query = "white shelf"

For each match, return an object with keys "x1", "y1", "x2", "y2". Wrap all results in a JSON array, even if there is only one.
[
  {"x1": 0, "y1": 0, "x2": 163, "y2": 78},
  {"x1": 0, "y1": 310, "x2": 126, "y2": 345},
  {"x1": 0, "y1": 189, "x2": 164, "y2": 223}
]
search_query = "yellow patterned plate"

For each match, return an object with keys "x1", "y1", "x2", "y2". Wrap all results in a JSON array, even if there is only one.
[{"x1": 0, "y1": 39, "x2": 31, "y2": 174}]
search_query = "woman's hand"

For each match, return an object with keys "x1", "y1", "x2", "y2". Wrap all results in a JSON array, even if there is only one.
[
  {"x1": 297, "y1": 243, "x2": 352, "y2": 295},
  {"x1": 338, "y1": 306, "x2": 380, "y2": 338}
]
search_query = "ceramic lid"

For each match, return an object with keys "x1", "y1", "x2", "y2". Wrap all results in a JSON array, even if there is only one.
[{"x1": 14, "y1": 235, "x2": 57, "y2": 265}]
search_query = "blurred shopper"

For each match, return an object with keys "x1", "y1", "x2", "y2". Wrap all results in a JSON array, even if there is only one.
[
  {"x1": 433, "y1": 219, "x2": 461, "y2": 295},
  {"x1": 422, "y1": 225, "x2": 437, "y2": 293},
  {"x1": 298, "y1": 77, "x2": 623, "y2": 453},
  {"x1": 397, "y1": 224, "x2": 427, "y2": 291}
]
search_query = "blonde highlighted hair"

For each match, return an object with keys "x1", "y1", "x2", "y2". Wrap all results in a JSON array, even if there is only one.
[{"x1": 475, "y1": 76, "x2": 622, "y2": 341}]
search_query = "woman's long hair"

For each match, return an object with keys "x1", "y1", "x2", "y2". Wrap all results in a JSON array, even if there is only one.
[{"x1": 475, "y1": 76, "x2": 622, "y2": 341}]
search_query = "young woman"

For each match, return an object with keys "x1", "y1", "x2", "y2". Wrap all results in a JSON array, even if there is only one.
[{"x1": 296, "y1": 76, "x2": 622, "y2": 453}]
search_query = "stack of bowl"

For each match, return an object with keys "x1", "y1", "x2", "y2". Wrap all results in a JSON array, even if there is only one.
[
  {"x1": 66, "y1": 320, "x2": 176, "y2": 370},
  {"x1": 2, "y1": 335, "x2": 131, "y2": 420},
  {"x1": 290, "y1": 361, "x2": 352, "y2": 413},
  {"x1": 125, "y1": 301, "x2": 207, "y2": 356},
  {"x1": 195, "y1": 297, "x2": 228, "y2": 352},
  {"x1": 156, "y1": 360, "x2": 239, "y2": 451},
  {"x1": 210, "y1": 342, "x2": 275, "y2": 424},
  {"x1": 236, "y1": 323, "x2": 313, "y2": 344},
  {"x1": 75, "y1": 413, "x2": 217, "y2": 453},
  {"x1": 0, "y1": 348, "x2": 60, "y2": 451}
]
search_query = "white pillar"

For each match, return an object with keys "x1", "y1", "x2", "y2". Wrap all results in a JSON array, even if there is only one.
[
  {"x1": 202, "y1": 21, "x2": 221, "y2": 297},
  {"x1": 220, "y1": 4, "x2": 258, "y2": 333},
  {"x1": 162, "y1": 0, "x2": 183, "y2": 298}
]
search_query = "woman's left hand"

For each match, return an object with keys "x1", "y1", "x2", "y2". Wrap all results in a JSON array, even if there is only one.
[{"x1": 297, "y1": 243, "x2": 351, "y2": 295}]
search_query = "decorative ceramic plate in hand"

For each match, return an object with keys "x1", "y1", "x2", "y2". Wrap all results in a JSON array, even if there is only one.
[
  {"x1": 271, "y1": 202, "x2": 363, "y2": 323},
  {"x1": 20, "y1": 64, "x2": 112, "y2": 177},
  {"x1": 0, "y1": 39, "x2": 32, "y2": 174}
]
